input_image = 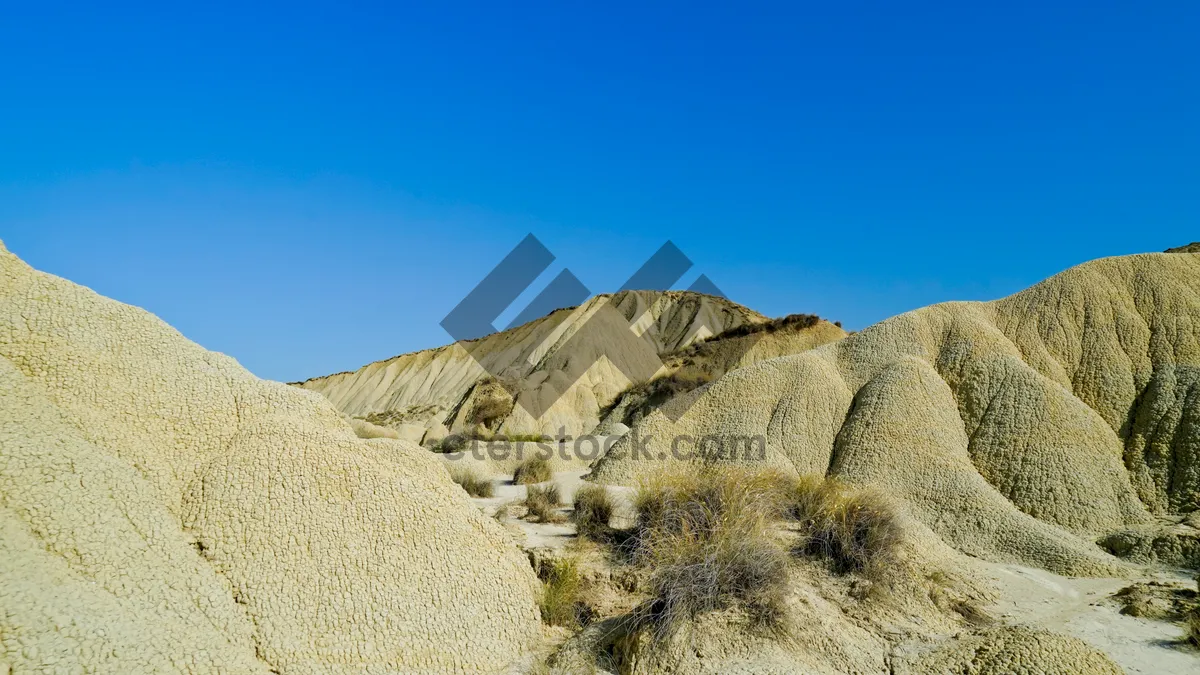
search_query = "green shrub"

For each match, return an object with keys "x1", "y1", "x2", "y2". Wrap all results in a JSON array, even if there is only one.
[
  {"x1": 539, "y1": 557, "x2": 585, "y2": 628},
  {"x1": 513, "y1": 456, "x2": 553, "y2": 485},
  {"x1": 449, "y1": 467, "x2": 495, "y2": 498},
  {"x1": 573, "y1": 484, "x2": 615, "y2": 539},
  {"x1": 524, "y1": 483, "x2": 565, "y2": 523}
]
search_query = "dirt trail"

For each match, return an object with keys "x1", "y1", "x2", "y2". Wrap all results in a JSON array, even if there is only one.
[{"x1": 982, "y1": 562, "x2": 1198, "y2": 674}]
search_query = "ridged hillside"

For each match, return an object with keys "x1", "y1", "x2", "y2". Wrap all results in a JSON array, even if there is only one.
[
  {"x1": 592, "y1": 252, "x2": 1200, "y2": 575},
  {"x1": 0, "y1": 241, "x2": 541, "y2": 673},
  {"x1": 296, "y1": 291, "x2": 778, "y2": 437}
]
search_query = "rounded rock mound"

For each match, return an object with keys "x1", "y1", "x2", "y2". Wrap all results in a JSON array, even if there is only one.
[
  {"x1": 0, "y1": 241, "x2": 541, "y2": 673},
  {"x1": 593, "y1": 252, "x2": 1200, "y2": 575}
]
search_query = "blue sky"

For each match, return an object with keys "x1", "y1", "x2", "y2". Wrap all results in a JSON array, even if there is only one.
[{"x1": 1, "y1": 2, "x2": 1196, "y2": 382}]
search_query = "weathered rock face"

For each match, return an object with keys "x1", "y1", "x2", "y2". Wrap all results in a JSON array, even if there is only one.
[
  {"x1": 895, "y1": 626, "x2": 1124, "y2": 675},
  {"x1": 0, "y1": 241, "x2": 541, "y2": 673},
  {"x1": 296, "y1": 291, "x2": 776, "y2": 437},
  {"x1": 593, "y1": 253, "x2": 1200, "y2": 575}
]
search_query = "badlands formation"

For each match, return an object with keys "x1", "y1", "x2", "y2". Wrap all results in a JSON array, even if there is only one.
[
  {"x1": 1, "y1": 238, "x2": 1198, "y2": 674},
  {"x1": 297, "y1": 291, "x2": 846, "y2": 440},
  {"x1": 594, "y1": 252, "x2": 1200, "y2": 576}
]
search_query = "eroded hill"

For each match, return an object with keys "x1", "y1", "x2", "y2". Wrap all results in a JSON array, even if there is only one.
[
  {"x1": 0, "y1": 241, "x2": 542, "y2": 673},
  {"x1": 296, "y1": 292, "x2": 846, "y2": 439},
  {"x1": 593, "y1": 252, "x2": 1200, "y2": 576}
]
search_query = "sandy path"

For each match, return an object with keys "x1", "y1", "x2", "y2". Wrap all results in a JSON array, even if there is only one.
[{"x1": 981, "y1": 562, "x2": 1198, "y2": 674}]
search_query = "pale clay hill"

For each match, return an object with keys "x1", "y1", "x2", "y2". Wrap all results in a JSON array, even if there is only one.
[
  {"x1": 295, "y1": 291, "x2": 847, "y2": 440},
  {"x1": 593, "y1": 251, "x2": 1200, "y2": 578},
  {"x1": 1, "y1": 239, "x2": 1197, "y2": 674},
  {"x1": 0, "y1": 241, "x2": 542, "y2": 673}
]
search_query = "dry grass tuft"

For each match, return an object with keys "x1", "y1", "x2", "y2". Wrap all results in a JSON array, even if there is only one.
[
  {"x1": 525, "y1": 483, "x2": 566, "y2": 523},
  {"x1": 470, "y1": 396, "x2": 512, "y2": 427},
  {"x1": 433, "y1": 433, "x2": 470, "y2": 453},
  {"x1": 629, "y1": 467, "x2": 794, "y2": 639},
  {"x1": 539, "y1": 556, "x2": 586, "y2": 628},
  {"x1": 514, "y1": 456, "x2": 553, "y2": 485},
  {"x1": 495, "y1": 433, "x2": 554, "y2": 443},
  {"x1": 573, "y1": 483, "x2": 616, "y2": 539},
  {"x1": 788, "y1": 476, "x2": 902, "y2": 576},
  {"x1": 449, "y1": 467, "x2": 494, "y2": 498},
  {"x1": 493, "y1": 502, "x2": 512, "y2": 521},
  {"x1": 633, "y1": 467, "x2": 794, "y2": 541},
  {"x1": 621, "y1": 467, "x2": 904, "y2": 639}
]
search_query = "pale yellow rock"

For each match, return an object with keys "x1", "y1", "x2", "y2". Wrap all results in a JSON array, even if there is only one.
[
  {"x1": 0, "y1": 241, "x2": 541, "y2": 673},
  {"x1": 593, "y1": 253, "x2": 1200, "y2": 575},
  {"x1": 347, "y1": 416, "x2": 401, "y2": 439},
  {"x1": 896, "y1": 626, "x2": 1123, "y2": 675}
]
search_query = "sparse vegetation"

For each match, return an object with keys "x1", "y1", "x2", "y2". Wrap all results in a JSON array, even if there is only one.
[
  {"x1": 710, "y1": 313, "x2": 822, "y2": 341},
  {"x1": 449, "y1": 467, "x2": 494, "y2": 498},
  {"x1": 629, "y1": 467, "x2": 795, "y2": 639},
  {"x1": 788, "y1": 475, "x2": 902, "y2": 576},
  {"x1": 433, "y1": 433, "x2": 470, "y2": 453},
  {"x1": 493, "y1": 502, "x2": 512, "y2": 521},
  {"x1": 605, "y1": 371, "x2": 715, "y2": 426},
  {"x1": 573, "y1": 484, "x2": 616, "y2": 539},
  {"x1": 495, "y1": 433, "x2": 554, "y2": 443},
  {"x1": 524, "y1": 483, "x2": 565, "y2": 523},
  {"x1": 538, "y1": 557, "x2": 585, "y2": 628},
  {"x1": 513, "y1": 456, "x2": 553, "y2": 485},
  {"x1": 470, "y1": 396, "x2": 512, "y2": 427},
  {"x1": 618, "y1": 467, "x2": 903, "y2": 639},
  {"x1": 466, "y1": 377, "x2": 515, "y2": 429},
  {"x1": 633, "y1": 371, "x2": 713, "y2": 403}
]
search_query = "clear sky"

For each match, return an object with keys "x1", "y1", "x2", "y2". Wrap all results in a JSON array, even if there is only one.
[{"x1": 1, "y1": 2, "x2": 1196, "y2": 382}]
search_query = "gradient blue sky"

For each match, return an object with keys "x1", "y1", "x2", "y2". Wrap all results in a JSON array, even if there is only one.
[{"x1": 2, "y1": 2, "x2": 1196, "y2": 382}]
